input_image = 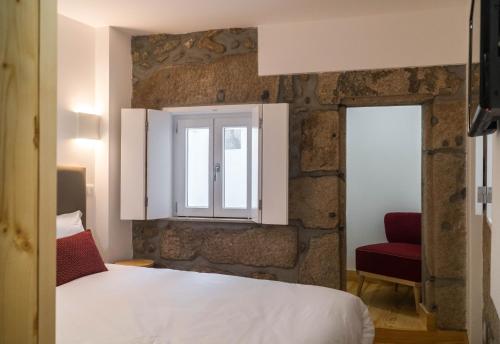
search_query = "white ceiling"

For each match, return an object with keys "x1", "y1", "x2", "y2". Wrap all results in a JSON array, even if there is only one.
[{"x1": 58, "y1": 0, "x2": 467, "y2": 35}]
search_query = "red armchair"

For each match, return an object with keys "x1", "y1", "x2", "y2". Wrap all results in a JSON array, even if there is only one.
[{"x1": 355, "y1": 212, "x2": 422, "y2": 311}]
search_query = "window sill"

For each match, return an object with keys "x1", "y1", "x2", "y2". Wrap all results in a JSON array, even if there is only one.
[{"x1": 166, "y1": 216, "x2": 257, "y2": 224}]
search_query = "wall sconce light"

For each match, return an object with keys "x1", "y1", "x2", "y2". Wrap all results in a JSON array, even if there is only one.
[{"x1": 77, "y1": 113, "x2": 101, "y2": 140}]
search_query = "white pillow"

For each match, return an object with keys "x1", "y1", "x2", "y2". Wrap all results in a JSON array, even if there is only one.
[{"x1": 56, "y1": 211, "x2": 85, "y2": 239}]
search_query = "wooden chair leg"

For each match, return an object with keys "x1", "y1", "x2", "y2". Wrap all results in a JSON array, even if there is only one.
[
  {"x1": 413, "y1": 285, "x2": 421, "y2": 313},
  {"x1": 357, "y1": 274, "x2": 365, "y2": 297}
]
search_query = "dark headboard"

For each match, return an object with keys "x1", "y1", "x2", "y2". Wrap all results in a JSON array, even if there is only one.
[{"x1": 57, "y1": 166, "x2": 86, "y2": 228}]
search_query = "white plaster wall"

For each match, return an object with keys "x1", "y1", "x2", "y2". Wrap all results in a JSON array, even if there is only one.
[
  {"x1": 58, "y1": 17, "x2": 132, "y2": 261},
  {"x1": 94, "y1": 27, "x2": 111, "y2": 259},
  {"x1": 57, "y1": 15, "x2": 96, "y2": 229},
  {"x1": 94, "y1": 27, "x2": 133, "y2": 262},
  {"x1": 258, "y1": 6, "x2": 468, "y2": 76},
  {"x1": 346, "y1": 106, "x2": 422, "y2": 270},
  {"x1": 108, "y1": 27, "x2": 133, "y2": 261}
]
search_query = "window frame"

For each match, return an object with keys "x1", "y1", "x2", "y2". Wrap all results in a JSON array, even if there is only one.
[
  {"x1": 174, "y1": 117, "x2": 214, "y2": 217},
  {"x1": 213, "y1": 116, "x2": 253, "y2": 218},
  {"x1": 168, "y1": 104, "x2": 261, "y2": 221}
]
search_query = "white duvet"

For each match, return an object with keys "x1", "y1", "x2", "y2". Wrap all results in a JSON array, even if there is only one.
[{"x1": 57, "y1": 264, "x2": 374, "y2": 344}]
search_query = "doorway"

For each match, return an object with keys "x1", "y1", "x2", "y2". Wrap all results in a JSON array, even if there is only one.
[{"x1": 345, "y1": 105, "x2": 424, "y2": 330}]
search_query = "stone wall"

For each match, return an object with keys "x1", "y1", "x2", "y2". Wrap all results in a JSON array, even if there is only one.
[{"x1": 131, "y1": 28, "x2": 467, "y2": 329}]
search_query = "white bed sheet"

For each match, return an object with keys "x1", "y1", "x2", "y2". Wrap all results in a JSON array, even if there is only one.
[{"x1": 57, "y1": 264, "x2": 374, "y2": 344}]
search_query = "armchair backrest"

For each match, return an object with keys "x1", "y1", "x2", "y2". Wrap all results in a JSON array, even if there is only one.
[{"x1": 384, "y1": 212, "x2": 421, "y2": 245}]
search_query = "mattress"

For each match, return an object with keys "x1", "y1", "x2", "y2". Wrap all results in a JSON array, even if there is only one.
[{"x1": 57, "y1": 264, "x2": 374, "y2": 344}]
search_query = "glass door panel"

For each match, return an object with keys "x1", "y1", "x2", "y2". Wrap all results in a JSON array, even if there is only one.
[
  {"x1": 174, "y1": 118, "x2": 213, "y2": 217},
  {"x1": 214, "y1": 117, "x2": 252, "y2": 218}
]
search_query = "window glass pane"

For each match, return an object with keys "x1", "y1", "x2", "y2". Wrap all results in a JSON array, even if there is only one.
[
  {"x1": 223, "y1": 127, "x2": 247, "y2": 209},
  {"x1": 186, "y1": 128, "x2": 209, "y2": 208}
]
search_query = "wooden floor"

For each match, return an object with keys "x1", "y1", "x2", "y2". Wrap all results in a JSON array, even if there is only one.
[
  {"x1": 374, "y1": 328, "x2": 468, "y2": 344},
  {"x1": 347, "y1": 277, "x2": 468, "y2": 343},
  {"x1": 347, "y1": 277, "x2": 427, "y2": 330}
]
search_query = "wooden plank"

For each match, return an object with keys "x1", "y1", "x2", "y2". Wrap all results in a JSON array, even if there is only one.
[
  {"x1": 418, "y1": 303, "x2": 437, "y2": 331},
  {"x1": 38, "y1": 0, "x2": 57, "y2": 342},
  {"x1": 346, "y1": 269, "x2": 358, "y2": 281},
  {"x1": 347, "y1": 279, "x2": 427, "y2": 331},
  {"x1": 1, "y1": 0, "x2": 56, "y2": 342},
  {"x1": 374, "y1": 328, "x2": 468, "y2": 344},
  {"x1": 0, "y1": 0, "x2": 40, "y2": 343},
  {"x1": 358, "y1": 270, "x2": 420, "y2": 287}
]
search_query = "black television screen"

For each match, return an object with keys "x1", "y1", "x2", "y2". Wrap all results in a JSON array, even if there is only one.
[{"x1": 468, "y1": 0, "x2": 500, "y2": 136}]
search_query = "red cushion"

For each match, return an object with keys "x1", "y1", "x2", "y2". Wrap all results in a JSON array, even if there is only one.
[
  {"x1": 57, "y1": 230, "x2": 107, "y2": 286},
  {"x1": 384, "y1": 212, "x2": 421, "y2": 245},
  {"x1": 356, "y1": 243, "x2": 421, "y2": 282}
]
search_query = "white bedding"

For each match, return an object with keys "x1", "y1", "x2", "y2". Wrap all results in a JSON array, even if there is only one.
[{"x1": 57, "y1": 264, "x2": 374, "y2": 344}]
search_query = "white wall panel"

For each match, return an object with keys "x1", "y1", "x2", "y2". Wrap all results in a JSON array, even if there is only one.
[{"x1": 258, "y1": 6, "x2": 468, "y2": 76}]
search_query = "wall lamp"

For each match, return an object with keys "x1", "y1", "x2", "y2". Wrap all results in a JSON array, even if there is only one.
[{"x1": 77, "y1": 112, "x2": 101, "y2": 140}]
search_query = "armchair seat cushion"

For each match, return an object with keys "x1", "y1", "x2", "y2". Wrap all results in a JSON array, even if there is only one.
[{"x1": 356, "y1": 243, "x2": 421, "y2": 282}]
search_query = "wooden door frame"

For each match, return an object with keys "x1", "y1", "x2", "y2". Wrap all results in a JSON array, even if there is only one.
[
  {"x1": 0, "y1": 0, "x2": 57, "y2": 343},
  {"x1": 39, "y1": 0, "x2": 57, "y2": 342}
]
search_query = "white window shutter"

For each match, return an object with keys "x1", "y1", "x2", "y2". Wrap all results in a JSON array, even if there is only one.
[
  {"x1": 146, "y1": 110, "x2": 173, "y2": 219},
  {"x1": 250, "y1": 105, "x2": 262, "y2": 223},
  {"x1": 120, "y1": 108, "x2": 146, "y2": 220},
  {"x1": 262, "y1": 103, "x2": 289, "y2": 225}
]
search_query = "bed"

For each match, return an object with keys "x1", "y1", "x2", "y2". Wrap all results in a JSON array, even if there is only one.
[{"x1": 56, "y1": 167, "x2": 374, "y2": 344}]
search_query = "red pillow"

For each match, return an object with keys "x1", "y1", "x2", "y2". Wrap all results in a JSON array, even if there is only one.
[{"x1": 57, "y1": 230, "x2": 107, "y2": 286}]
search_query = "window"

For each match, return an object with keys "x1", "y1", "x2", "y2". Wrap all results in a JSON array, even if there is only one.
[
  {"x1": 120, "y1": 104, "x2": 289, "y2": 224},
  {"x1": 174, "y1": 115, "x2": 254, "y2": 218}
]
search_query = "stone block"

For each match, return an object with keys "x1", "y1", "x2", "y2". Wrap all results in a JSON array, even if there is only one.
[
  {"x1": 142, "y1": 227, "x2": 159, "y2": 239},
  {"x1": 423, "y1": 152, "x2": 466, "y2": 279},
  {"x1": 133, "y1": 53, "x2": 279, "y2": 108},
  {"x1": 279, "y1": 75, "x2": 294, "y2": 102},
  {"x1": 160, "y1": 225, "x2": 298, "y2": 268},
  {"x1": 160, "y1": 227, "x2": 201, "y2": 260},
  {"x1": 197, "y1": 30, "x2": 226, "y2": 54},
  {"x1": 299, "y1": 233, "x2": 340, "y2": 288},
  {"x1": 300, "y1": 111, "x2": 339, "y2": 172},
  {"x1": 434, "y1": 279, "x2": 466, "y2": 330},
  {"x1": 315, "y1": 73, "x2": 340, "y2": 105},
  {"x1": 424, "y1": 99, "x2": 466, "y2": 150},
  {"x1": 288, "y1": 111, "x2": 304, "y2": 178},
  {"x1": 133, "y1": 238, "x2": 146, "y2": 254},
  {"x1": 289, "y1": 176, "x2": 340, "y2": 229},
  {"x1": 200, "y1": 227, "x2": 297, "y2": 268},
  {"x1": 315, "y1": 66, "x2": 462, "y2": 105}
]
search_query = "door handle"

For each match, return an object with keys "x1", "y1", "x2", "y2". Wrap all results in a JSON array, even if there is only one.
[{"x1": 214, "y1": 163, "x2": 221, "y2": 181}]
